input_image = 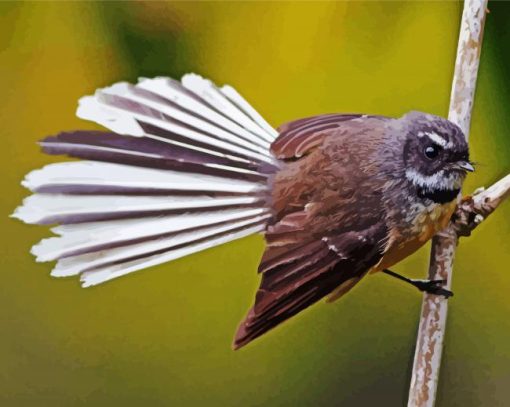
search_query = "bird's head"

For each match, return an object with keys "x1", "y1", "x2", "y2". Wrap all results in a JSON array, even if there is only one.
[{"x1": 397, "y1": 111, "x2": 473, "y2": 202}]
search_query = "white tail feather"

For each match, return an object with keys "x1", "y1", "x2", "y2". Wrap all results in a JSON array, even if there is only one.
[
  {"x1": 80, "y1": 223, "x2": 266, "y2": 287},
  {"x1": 13, "y1": 194, "x2": 263, "y2": 225},
  {"x1": 100, "y1": 82, "x2": 271, "y2": 152},
  {"x1": 52, "y1": 215, "x2": 270, "y2": 277},
  {"x1": 14, "y1": 73, "x2": 276, "y2": 286},
  {"x1": 78, "y1": 94, "x2": 275, "y2": 165},
  {"x1": 21, "y1": 161, "x2": 265, "y2": 194},
  {"x1": 77, "y1": 96, "x2": 145, "y2": 137},
  {"x1": 181, "y1": 74, "x2": 274, "y2": 143},
  {"x1": 33, "y1": 208, "x2": 269, "y2": 262},
  {"x1": 138, "y1": 77, "x2": 275, "y2": 145},
  {"x1": 220, "y1": 85, "x2": 278, "y2": 140}
]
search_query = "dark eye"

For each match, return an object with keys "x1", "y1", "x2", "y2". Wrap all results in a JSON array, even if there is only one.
[{"x1": 424, "y1": 145, "x2": 442, "y2": 159}]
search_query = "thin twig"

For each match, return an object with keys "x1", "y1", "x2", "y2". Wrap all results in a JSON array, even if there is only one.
[{"x1": 407, "y1": 1, "x2": 489, "y2": 406}]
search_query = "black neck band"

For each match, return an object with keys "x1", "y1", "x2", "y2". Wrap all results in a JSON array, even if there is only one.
[{"x1": 417, "y1": 187, "x2": 460, "y2": 204}]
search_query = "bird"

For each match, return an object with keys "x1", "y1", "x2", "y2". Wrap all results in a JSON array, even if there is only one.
[{"x1": 12, "y1": 74, "x2": 474, "y2": 350}]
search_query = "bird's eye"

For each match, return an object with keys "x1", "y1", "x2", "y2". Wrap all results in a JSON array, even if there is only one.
[{"x1": 424, "y1": 145, "x2": 442, "y2": 160}]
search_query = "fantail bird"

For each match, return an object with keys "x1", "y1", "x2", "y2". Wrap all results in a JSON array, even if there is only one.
[{"x1": 13, "y1": 74, "x2": 474, "y2": 349}]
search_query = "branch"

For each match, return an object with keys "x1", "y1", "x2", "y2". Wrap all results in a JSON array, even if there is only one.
[
  {"x1": 452, "y1": 174, "x2": 510, "y2": 237},
  {"x1": 407, "y1": 1, "x2": 489, "y2": 406}
]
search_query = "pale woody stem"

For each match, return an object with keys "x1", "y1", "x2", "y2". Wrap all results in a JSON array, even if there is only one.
[{"x1": 407, "y1": 1, "x2": 489, "y2": 406}]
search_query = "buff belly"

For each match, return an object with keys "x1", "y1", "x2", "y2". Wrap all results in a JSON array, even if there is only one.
[
  {"x1": 328, "y1": 200, "x2": 457, "y2": 302},
  {"x1": 372, "y1": 200, "x2": 457, "y2": 272}
]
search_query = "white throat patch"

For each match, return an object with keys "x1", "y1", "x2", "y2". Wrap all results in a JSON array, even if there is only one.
[{"x1": 405, "y1": 168, "x2": 463, "y2": 191}]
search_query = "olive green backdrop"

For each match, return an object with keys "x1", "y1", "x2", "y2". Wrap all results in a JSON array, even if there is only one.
[{"x1": 1, "y1": 1, "x2": 509, "y2": 406}]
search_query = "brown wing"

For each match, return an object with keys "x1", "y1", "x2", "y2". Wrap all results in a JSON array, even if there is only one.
[
  {"x1": 271, "y1": 113, "x2": 384, "y2": 159},
  {"x1": 233, "y1": 114, "x2": 391, "y2": 349},
  {"x1": 233, "y1": 209, "x2": 388, "y2": 350}
]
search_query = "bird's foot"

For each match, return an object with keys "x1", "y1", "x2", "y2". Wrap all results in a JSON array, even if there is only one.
[
  {"x1": 409, "y1": 279, "x2": 453, "y2": 298},
  {"x1": 382, "y1": 269, "x2": 454, "y2": 298},
  {"x1": 451, "y1": 193, "x2": 485, "y2": 237}
]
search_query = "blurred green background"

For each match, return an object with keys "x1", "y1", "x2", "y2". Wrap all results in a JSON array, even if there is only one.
[{"x1": 1, "y1": 1, "x2": 509, "y2": 406}]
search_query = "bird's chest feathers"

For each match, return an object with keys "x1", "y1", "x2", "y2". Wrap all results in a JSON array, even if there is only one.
[
  {"x1": 374, "y1": 200, "x2": 456, "y2": 271},
  {"x1": 410, "y1": 200, "x2": 456, "y2": 239}
]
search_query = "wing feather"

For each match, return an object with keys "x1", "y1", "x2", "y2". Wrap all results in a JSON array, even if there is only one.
[
  {"x1": 271, "y1": 114, "x2": 386, "y2": 159},
  {"x1": 234, "y1": 217, "x2": 387, "y2": 349}
]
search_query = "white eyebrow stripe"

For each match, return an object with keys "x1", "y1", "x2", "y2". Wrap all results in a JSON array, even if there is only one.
[{"x1": 419, "y1": 131, "x2": 448, "y2": 148}]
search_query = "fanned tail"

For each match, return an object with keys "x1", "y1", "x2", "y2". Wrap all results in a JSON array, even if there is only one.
[{"x1": 13, "y1": 74, "x2": 278, "y2": 287}]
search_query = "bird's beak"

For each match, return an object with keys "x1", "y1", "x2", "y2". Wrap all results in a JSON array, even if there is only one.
[{"x1": 456, "y1": 161, "x2": 475, "y2": 172}]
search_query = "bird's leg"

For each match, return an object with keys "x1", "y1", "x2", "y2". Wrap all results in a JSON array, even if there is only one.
[{"x1": 382, "y1": 269, "x2": 453, "y2": 298}]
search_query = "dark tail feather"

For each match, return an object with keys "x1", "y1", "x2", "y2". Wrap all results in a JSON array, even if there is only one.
[{"x1": 40, "y1": 131, "x2": 267, "y2": 181}]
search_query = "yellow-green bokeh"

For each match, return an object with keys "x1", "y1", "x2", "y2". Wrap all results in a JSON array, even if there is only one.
[{"x1": 1, "y1": 2, "x2": 509, "y2": 406}]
